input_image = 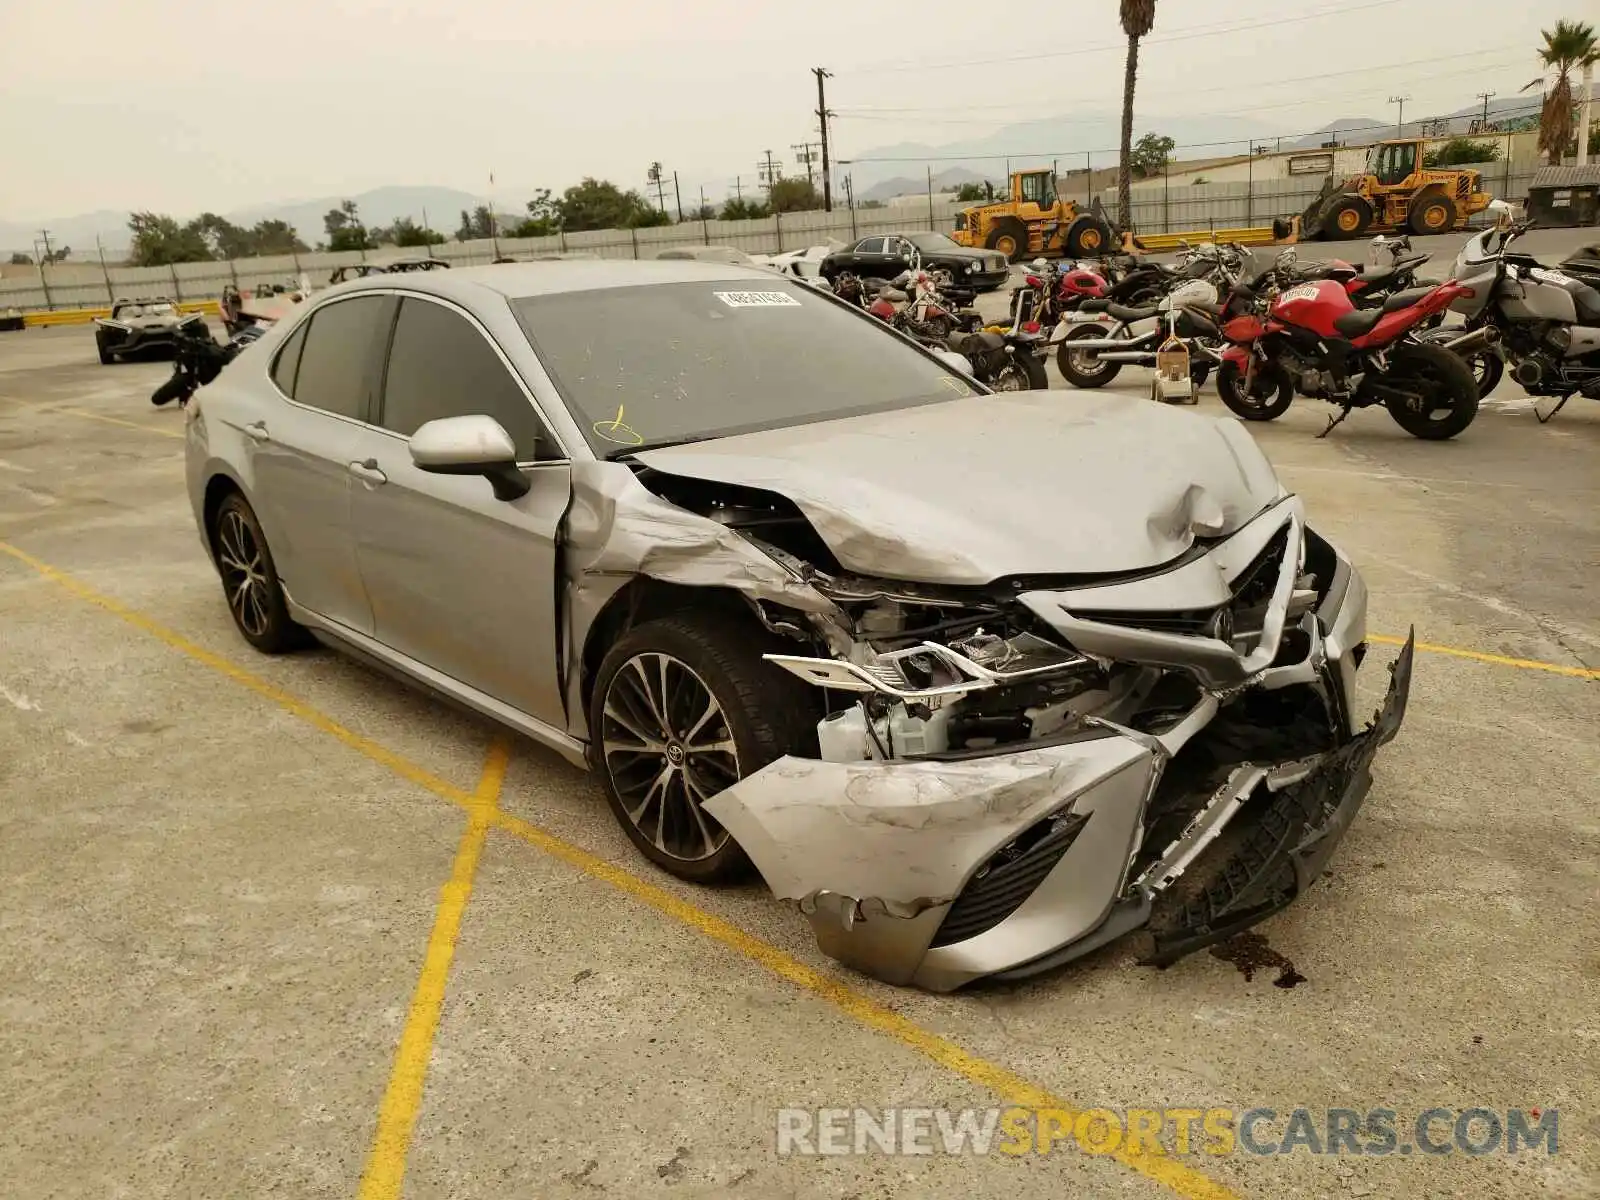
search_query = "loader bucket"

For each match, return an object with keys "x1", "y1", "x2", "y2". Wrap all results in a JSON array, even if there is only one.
[{"x1": 1298, "y1": 176, "x2": 1341, "y2": 240}]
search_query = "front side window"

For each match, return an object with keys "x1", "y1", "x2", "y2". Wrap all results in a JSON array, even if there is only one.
[
  {"x1": 511, "y1": 279, "x2": 976, "y2": 457},
  {"x1": 290, "y1": 295, "x2": 391, "y2": 421},
  {"x1": 378, "y1": 297, "x2": 552, "y2": 460}
]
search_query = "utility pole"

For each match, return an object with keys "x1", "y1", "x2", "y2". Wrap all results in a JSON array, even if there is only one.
[
  {"x1": 733, "y1": 176, "x2": 744, "y2": 203},
  {"x1": 1388, "y1": 95, "x2": 1411, "y2": 139},
  {"x1": 813, "y1": 67, "x2": 834, "y2": 212},
  {"x1": 758, "y1": 150, "x2": 781, "y2": 195},
  {"x1": 672, "y1": 171, "x2": 683, "y2": 222},
  {"x1": 1475, "y1": 91, "x2": 1496, "y2": 133},
  {"x1": 792, "y1": 141, "x2": 821, "y2": 189},
  {"x1": 37, "y1": 228, "x2": 54, "y2": 264},
  {"x1": 647, "y1": 162, "x2": 667, "y2": 214},
  {"x1": 699, "y1": 186, "x2": 710, "y2": 243}
]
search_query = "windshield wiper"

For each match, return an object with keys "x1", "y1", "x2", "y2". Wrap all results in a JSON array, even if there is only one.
[{"x1": 602, "y1": 435, "x2": 709, "y2": 461}]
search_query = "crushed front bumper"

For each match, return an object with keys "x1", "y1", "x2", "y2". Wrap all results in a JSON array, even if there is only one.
[{"x1": 705, "y1": 530, "x2": 1412, "y2": 992}]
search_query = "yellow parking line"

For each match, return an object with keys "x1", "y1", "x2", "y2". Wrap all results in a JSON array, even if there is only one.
[
  {"x1": 358, "y1": 738, "x2": 510, "y2": 1200},
  {"x1": 0, "y1": 537, "x2": 1244, "y2": 1200},
  {"x1": 51, "y1": 406, "x2": 186, "y2": 439},
  {"x1": 1368, "y1": 633, "x2": 1599, "y2": 681}
]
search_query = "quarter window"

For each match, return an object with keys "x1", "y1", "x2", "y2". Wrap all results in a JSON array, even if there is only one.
[
  {"x1": 855, "y1": 237, "x2": 885, "y2": 254},
  {"x1": 290, "y1": 296, "x2": 391, "y2": 420},
  {"x1": 270, "y1": 321, "x2": 308, "y2": 397},
  {"x1": 378, "y1": 297, "x2": 552, "y2": 460}
]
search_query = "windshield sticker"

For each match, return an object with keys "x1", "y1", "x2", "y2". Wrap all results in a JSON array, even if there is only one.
[
  {"x1": 713, "y1": 290, "x2": 801, "y2": 308},
  {"x1": 592, "y1": 404, "x2": 643, "y2": 446}
]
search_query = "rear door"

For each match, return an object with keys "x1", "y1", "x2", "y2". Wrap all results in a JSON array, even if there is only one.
[
  {"x1": 346, "y1": 293, "x2": 571, "y2": 727},
  {"x1": 248, "y1": 293, "x2": 394, "y2": 634}
]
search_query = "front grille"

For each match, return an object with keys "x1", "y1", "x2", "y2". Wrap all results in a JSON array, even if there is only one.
[
  {"x1": 930, "y1": 812, "x2": 1088, "y2": 947},
  {"x1": 1073, "y1": 608, "x2": 1216, "y2": 636}
]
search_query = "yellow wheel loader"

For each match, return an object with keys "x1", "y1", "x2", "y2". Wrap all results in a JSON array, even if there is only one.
[
  {"x1": 951, "y1": 169, "x2": 1119, "y2": 262},
  {"x1": 1293, "y1": 138, "x2": 1495, "y2": 241}
]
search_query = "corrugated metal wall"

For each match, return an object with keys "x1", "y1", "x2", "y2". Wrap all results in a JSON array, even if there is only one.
[{"x1": 0, "y1": 173, "x2": 1540, "y2": 312}]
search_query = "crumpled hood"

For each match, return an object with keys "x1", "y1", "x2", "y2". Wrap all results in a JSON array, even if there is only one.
[{"x1": 634, "y1": 392, "x2": 1284, "y2": 584}]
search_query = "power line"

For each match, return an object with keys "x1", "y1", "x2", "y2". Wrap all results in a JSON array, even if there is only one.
[
  {"x1": 834, "y1": 0, "x2": 1411, "y2": 75},
  {"x1": 832, "y1": 48, "x2": 1528, "y2": 118},
  {"x1": 835, "y1": 104, "x2": 1546, "y2": 166}
]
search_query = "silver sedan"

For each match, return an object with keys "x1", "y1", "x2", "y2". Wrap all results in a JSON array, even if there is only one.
[{"x1": 183, "y1": 260, "x2": 1412, "y2": 991}]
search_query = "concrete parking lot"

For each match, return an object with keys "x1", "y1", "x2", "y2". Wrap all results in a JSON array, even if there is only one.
[{"x1": 1, "y1": 251, "x2": 1598, "y2": 1200}]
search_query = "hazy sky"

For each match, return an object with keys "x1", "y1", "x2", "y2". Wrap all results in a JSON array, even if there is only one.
[{"x1": 0, "y1": 0, "x2": 1582, "y2": 219}]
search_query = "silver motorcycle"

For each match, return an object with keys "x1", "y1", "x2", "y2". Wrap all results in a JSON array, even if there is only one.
[{"x1": 1423, "y1": 199, "x2": 1600, "y2": 419}]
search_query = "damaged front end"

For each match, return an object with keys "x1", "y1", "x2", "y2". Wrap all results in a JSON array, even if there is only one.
[{"x1": 701, "y1": 495, "x2": 1413, "y2": 992}]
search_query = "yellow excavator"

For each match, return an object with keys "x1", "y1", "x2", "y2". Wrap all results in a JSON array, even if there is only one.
[{"x1": 951, "y1": 168, "x2": 1118, "y2": 262}]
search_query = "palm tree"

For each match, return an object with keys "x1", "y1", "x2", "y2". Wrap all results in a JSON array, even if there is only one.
[
  {"x1": 1116, "y1": 0, "x2": 1157, "y2": 232},
  {"x1": 1521, "y1": 19, "x2": 1598, "y2": 165}
]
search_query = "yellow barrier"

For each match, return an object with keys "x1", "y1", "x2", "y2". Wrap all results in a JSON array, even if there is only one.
[
  {"x1": 1126, "y1": 227, "x2": 1283, "y2": 252},
  {"x1": 22, "y1": 300, "x2": 220, "y2": 329}
]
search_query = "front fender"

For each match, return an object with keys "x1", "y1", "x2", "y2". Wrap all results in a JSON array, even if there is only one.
[{"x1": 1221, "y1": 345, "x2": 1251, "y2": 369}]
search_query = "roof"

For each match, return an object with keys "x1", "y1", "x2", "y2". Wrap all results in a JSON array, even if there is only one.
[
  {"x1": 1530, "y1": 165, "x2": 1600, "y2": 189},
  {"x1": 333, "y1": 258, "x2": 779, "y2": 303}
]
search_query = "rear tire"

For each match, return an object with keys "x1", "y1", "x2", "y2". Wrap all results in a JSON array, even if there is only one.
[
  {"x1": 588, "y1": 616, "x2": 821, "y2": 884},
  {"x1": 1382, "y1": 342, "x2": 1480, "y2": 440},
  {"x1": 1325, "y1": 197, "x2": 1371, "y2": 241},
  {"x1": 1217, "y1": 359, "x2": 1294, "y2": 420},
  {"x1": 995, "y1": 352, "x2": 1049, "y2": 391},
  {"x1": 1056, "y1": 324, "x2": 1122, "y2": 388}
]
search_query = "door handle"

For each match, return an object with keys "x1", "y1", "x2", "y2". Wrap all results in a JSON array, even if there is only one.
[
  {"x1": 348, "y1": 458, "x2": 387, "y2": 485},
  {"x1": 244, "y1": 421, "x2": 270, "y2": 443}
]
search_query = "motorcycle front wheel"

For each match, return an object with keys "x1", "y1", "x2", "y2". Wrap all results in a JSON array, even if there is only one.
[
  {"x1": 1382, "y1": 342, "x2": 1480, "y2": 440},
  {"x1": 1217, "y1": 359, "x2": 1293, "y2": 421}
]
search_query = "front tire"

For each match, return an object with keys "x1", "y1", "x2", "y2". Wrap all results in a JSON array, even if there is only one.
[
  {"x1": 1408, "y1": 194, "x2": 1455, "y2": 236},
  {"x1": 1382, "y1": 342, "x2": 1480, "y2": 440},
  {"x1": 96, "y1": 336, "x2": 115, "y2": 365},
  {"x1": 210, "y1": 492, "x2": 308, "y2": 654},
  {"x1": 1217, "y1": 359, "x2": 1294, "y2": 420},
  {"x1": 1056, "y1": 324, "x2": 1122, "y2": 388},
  {"x1": 589, "y1": 616, "x2": 820, "y2": 884}
]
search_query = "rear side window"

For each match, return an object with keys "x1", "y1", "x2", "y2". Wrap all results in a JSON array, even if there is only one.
[
  {"x1": 270, "y1": 321, "x2": 308, "y2": 396},
  {"x1": 290, "y1": 295, "x2": 391, "y2": 420},
  {"x1": 378, "y1": 297, "x2": 552, "y2": 460}
]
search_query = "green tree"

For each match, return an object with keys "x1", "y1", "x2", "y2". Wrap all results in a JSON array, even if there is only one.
[
  {"x1": 954, "y1": 181, "x2": 996, "y2": 202},
  {"x1": 1116, "y1": 0, "x2": 1158, "y2": 230},
  {"x1": 769, "y1": 178, "x2": 821, "y2": 213},
  {"x1": 692, "y1": 203, "x2": 717, "y2": 221},
  {"x1": 373, "y1": 217, "x2": 445, "y2": 247},
  {"x1": 324, "y1": 199, "x2": 373, "y2": 252},
  {"x1": 551, "y1": 178, "x2": 670, "y2": 230},
  {"x1": 720, "y1": 196, "x2": 770, "y2": 220},
  {"x1": 248, "y1": 219, "x2": 310, "y2": 255},
  {"x1": 1130, "y1": 132, "x2": 1176, "y2": 179},
  {"x1": 191, "y1": 213, "x2": 255, "y2": 259},
  {"x1": 457, "y1": 205, "x2": 496, "y2": 241},
  {"x1": 1423, "y1": 138, "x2": 1502, "y2": 167},
  {"x1": 506, "y1": 189, "x2": 560, "y2": 238},
  {"x1": 1522, "y1": 19, "x2": 1598, "y2": 164},
  {"x1": 127, "y1": 212, "x2": 212, "y2": 266}
]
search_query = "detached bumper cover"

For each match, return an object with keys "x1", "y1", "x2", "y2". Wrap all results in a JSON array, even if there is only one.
[{"x1": 704, "y1": 527, "x2": 1411, "y2": 992}]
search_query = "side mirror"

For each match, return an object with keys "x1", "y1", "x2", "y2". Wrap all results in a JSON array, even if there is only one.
[{"x1": 409, "y1": 414, "x2": 531, "y2": 501}]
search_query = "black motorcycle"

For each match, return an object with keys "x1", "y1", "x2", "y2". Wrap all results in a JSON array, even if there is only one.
[{"x1": 151, "y1": 318, "x2": 266, "y2": 407}]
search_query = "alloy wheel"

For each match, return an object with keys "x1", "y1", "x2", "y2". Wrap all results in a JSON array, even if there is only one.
[
  {"x1": 217, "y1": 508, "x2": 271, "y2": 639},
  {"x1": 992, "y1": 363, "x2": 1029, "y2": 391},
  {"x1": 600, "y1": 652, "x2": 739, "y2": 862}
]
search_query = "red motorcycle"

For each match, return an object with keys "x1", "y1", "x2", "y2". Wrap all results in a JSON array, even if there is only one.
[{"x1": 1213, "y1": 275, "x2": 1480, "y2": 440}]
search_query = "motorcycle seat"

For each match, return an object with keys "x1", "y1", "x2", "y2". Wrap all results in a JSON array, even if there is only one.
[
  {"x1": 948, "y1": 331, "x2": 1005, "y2": 354},
  {"x1": 1381, "y1": 286, "x2": 1434, "y2": 312},
  {"x1": 1077, "y1": 298, "x2": 1111, "y2": 313},
  {"x1": 1106, "y1": 302, "x2": 1160, "y2": 322},
  {"x1": 1332, "y1": 307, "x2": 1385, "y2": 338}
]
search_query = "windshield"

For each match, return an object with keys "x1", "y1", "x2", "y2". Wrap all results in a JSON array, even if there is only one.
[
  {"x1": 907, "y1": 232, "x2": 961, "y2": 252},
  {"x1": 510, "y1": 280, "x2": 977, "y2": 455}
]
